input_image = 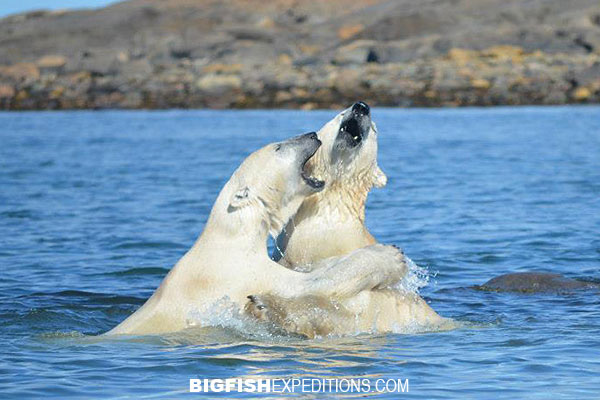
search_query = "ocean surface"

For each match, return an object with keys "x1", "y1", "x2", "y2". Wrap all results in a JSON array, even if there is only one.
[{"x1": 0, "y1": 106, "x2": 599, "y2": 399}]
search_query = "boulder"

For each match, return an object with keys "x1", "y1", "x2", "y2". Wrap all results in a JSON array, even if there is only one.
[
  {"x1": 0, "y1": 84, "x2": 15, "y2": 98},
  {"x1": 0, "y1": 63, "x2": 40, "y2": 81},
  {"x1": 337, "y1": 23, "x2": 364, "y2": 40},
  {"x1": 196, "y1": 74, "x2": 242, "y2": 95},
  {"x1": 333, "y1": 40, "x2": 379, "y2": 65},
  {"x1": 37, "y1": 55, "x2": 67, "y2": 69},
  {"x1": 573, "y1": 87, "x2": 591, "y2": 100},
  {"x1": 36, "y1": 55, "x2": 67, "y2": 74},
  {"x1": 475, "y1": 272, "x2": 599, "y2": 294}
]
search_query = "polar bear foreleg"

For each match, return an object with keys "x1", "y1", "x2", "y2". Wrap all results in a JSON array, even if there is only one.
[{"x1": 301, "y1": 244, "x2": 407, "y2": 299}]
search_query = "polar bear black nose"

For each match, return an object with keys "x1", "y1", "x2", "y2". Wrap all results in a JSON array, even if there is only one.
[{"x1": 352, "y1": 101, "x2": 370, "y2": 116}]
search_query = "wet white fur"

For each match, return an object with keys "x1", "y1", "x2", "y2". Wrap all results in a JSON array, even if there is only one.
[
  {"x1": 107, "y1": 140, "x2": 407, "y2": 335},
  {"x1": 278, "y1": 108, "x2": 445, "y2": 332}
]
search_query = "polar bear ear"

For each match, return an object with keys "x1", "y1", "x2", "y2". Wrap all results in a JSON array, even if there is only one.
[
  {"x1": 373, "y1": 165, "x2": 388, "y2": 188},
  {"x1": 228, "y1": 186, "x2": 253, "y2": 210}
]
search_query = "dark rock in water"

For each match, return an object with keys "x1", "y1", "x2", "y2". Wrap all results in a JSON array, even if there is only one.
[{"x1": 476, "y1": 272, "x2": 600, "y2": 294}]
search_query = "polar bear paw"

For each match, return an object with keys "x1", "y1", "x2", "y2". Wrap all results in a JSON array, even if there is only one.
[
  {"x1": 361, "y1": 244, "x2": 408, "y2": 289},
  {"x1": 301, "y1": 243, "x2": 408, "y2": 299}
]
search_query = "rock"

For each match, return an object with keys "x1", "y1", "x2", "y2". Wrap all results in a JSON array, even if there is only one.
[
  {"x1": 71, "y1": 49, "x2": 120, "y2": 76},
  {"x1": 274, "y1": 90, "x2": 293, "y2": 103},
  {"x1": 121, "y1": 92, "x2": 143, "y2": 108},
  {"x1": 278, "y1": 54, "x2": 293, "y2": 65},
  {"x1": 0, "y1": 63, "x2": 40, "y2": 81},
  {"x1": 447, "y1": 48, "x2": 476, "y2": 65},
  {"x1": 0, "y1": 84, "x2": 15, "y2": 98},
  {"x1": 573, "y1": 87, "x2": 591, "y2": 100},
  {"x1": 483, "y1": 45, "x2": 524, "y2": 62},
  {"x1": 291, "y1": 87, "x2": 309, "y2": 98},
  {"x1": 574, "y1": 62, "x2": 600, "y2": 86},
  {"x1": 299, "y1": 44, "x2": 320, "y2": 56},
  {"x1": 256, "y1": 17, "x2": 275, "y2": 29},
  {"x1": 301, "y1": 102, "x2": 318, "y2": 110},
  {"x1": 196, "y1": 74, "x2": 242, "y2": 95},
  {"x1": 333, "y1": 40, "x2": 379, "y2": 65},
  {"x1": 68, "y1": 71, "x2": 91, "y2": 83},
  {"x1": 119, "y1": 59, "x2": 153, "y2": 79},
  {"x1": 202, "y1": 64, "x2": 243, "y2": 74},
  {"x1": 471, "y1": 78, "x2": 491, "y2": 89},
  {"x1": 15, "y1": 90, "x2": 28, "y2": 101},
  {"x1": 36, "y1": 55, "x2": 67, "y2": 73},
  {"x1": 293, "y1": 56, "x2": 321, "y2": 67},
  {"x1": 36, "y1": 55, "x2": 67, "y2": 68},
  {"x1": 49, "y1": 86, "x2": 65, "y2": 99},
  {"x1": 337, "y1": 24, "x2": 364, "y2": 40},
  {"x1": 475, "y1": 272, "x2": 600, "y2": 294},
  {"x1": 0, "y1": 0, "x2": 599, "y2": 109},
  {"x1": 116, "y1": 51, "x2": 129, "y2": 63},
  {"x1": 226, "y1": 28, "x2": 274, "y2": 43}
]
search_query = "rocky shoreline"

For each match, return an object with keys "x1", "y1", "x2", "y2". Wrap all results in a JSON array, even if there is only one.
[
  {"x1": 1, "y1": 45, "x2": 598, "y2": 110},
  {"x1": 1, "y1": 0, "x2": 599, "y2": 110}
]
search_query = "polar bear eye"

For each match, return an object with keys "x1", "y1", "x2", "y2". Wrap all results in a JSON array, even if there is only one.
[{"x1": 274, "y1": 144, "x2": 282, "y2": 152}]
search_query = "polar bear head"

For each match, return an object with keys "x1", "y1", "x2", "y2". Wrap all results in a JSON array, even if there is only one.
[
  {"x1": 206, "y1": 132, "x2": 325, "y2": 241},
  {"x1": 295, "y1": 101, "x2": 386, "y2": 224},
  {"x1": 245, "y1": 293, "x2": 343, "y2": 338},
  {"x1": 307, "y1": 101, "x2": 387, "y2": 193}
]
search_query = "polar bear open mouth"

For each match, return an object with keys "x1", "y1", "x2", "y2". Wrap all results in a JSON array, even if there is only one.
[
  {"x1": 301, "y1": 170, "x2": 325, "y2": 189},
  {"x1": 340, "y1": 117, "x2": 362, "y2": 146},
  {"x1": 338, "y1": 101, "x2": 371, "y2": 148},
  {"x1": 301, "y1": 148, "x2": 325, "y2": 190}
]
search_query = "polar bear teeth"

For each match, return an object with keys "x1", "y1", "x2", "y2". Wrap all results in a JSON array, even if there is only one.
[{"x1": 301, "y1": 172, "x2": 325, "y2": 189}]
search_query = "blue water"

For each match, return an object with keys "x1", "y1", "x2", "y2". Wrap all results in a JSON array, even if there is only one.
[{"x1": 0, "y1": 106, "x2": 599, "y2": 398}]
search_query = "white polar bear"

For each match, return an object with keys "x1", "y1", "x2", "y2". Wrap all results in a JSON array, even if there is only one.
[
  {"x1": 274, "y1": 101, "x2": 387, "y2": 264},
  {"x1": 272, "y1": 103, "x2": 447, "y2": 332},
  {"x1": 107, "y1": 132, "x2": 408, "y2": 335},
  {"x1": 245, "y1": 290, "x2": 440, "y2": 339}
]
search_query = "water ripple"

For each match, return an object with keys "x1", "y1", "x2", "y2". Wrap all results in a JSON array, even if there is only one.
[{"x1": 1, "y1": 108, "x2": 599, "y2": 398}]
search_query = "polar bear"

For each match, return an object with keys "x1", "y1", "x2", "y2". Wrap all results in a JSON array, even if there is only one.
[
  {"x1": 273, "y1": 101, "x2": 386, "y2": 265},
  {"x1": 107, "y1": 132, "x2": 408, "y2": 335},
  {"x1": 245, "y1": 290, "x2": 441, "y2": 338},
  {"x1": 245, "y1": 293, "x2": 355, "y2": 338},
  {"x1": 269, "y1": 103, "x2": 446, "y2": 333}
]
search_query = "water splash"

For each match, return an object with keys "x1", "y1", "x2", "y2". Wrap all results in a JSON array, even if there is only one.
[
  {"x1": 186, "y1": 297, "x2": 283, "y2": 341},
  {"x1": 396, "y1": 255, "x2": 431, "y2": 294}
]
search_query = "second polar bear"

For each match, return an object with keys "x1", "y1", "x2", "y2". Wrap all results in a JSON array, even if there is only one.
[
  {"x1": 269, "y1": 103, "x2": 446, "y2": 334},
  {"x1": 274, "y1": 101, "x2": 386, "y2": 264},
  {"x1": 107, "y1": 132, "x2": 408, "y2": 335}
]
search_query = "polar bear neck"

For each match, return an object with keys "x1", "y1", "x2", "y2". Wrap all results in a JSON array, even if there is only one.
[
  {"x1": 194, "y1": 179, "x2": 295, "y2": 257},
  {"x1": 200, "y1": 198, "x2": 269, "y2": 256},
  {"x1": 301, "y1": 142, "x2": 376, "y2": 224},
  {"x1": 296, "y1": 159, "x2": 374, "y2": 225},
  {"x1": 301, "y1": 180, "x2": 369, "y2": 224}
]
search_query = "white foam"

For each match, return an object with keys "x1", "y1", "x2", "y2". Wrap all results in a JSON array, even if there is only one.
[
  {"x1": 185, "y1": 297, "x2": 282, "y2": 340},
  {"x1": 396, "y1": 255, "x2": 431, "y2": 294}
]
